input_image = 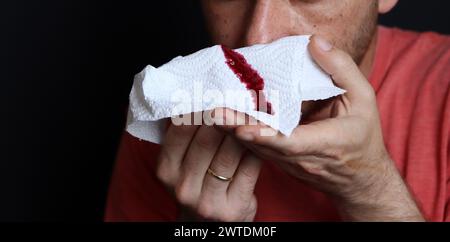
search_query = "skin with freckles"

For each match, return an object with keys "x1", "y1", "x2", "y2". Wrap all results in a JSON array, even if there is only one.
[
  {"x1": 155, "y1": 0, "x2": 425, "y2": 221},
  {"x1": 201, "y1": 0, "x2": 377, "y2": 65}
]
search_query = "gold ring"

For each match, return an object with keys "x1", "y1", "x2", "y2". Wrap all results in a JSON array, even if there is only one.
[{"x1": 207, "y1": 168, "x2": 233, "y2": 182}]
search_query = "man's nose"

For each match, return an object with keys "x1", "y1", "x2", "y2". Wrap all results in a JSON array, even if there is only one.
[{"x1": 243, "y1": 0, "x2": 298, "y2": 46}]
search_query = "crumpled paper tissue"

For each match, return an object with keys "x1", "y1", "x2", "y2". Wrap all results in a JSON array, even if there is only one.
[{"x1": 126, "y1": 35, "x2": 345, "y2": 144}]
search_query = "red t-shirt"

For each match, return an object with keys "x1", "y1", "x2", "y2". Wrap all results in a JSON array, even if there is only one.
[{"x1": 105, "y1": 26, "x2": 450, "y2": 221}]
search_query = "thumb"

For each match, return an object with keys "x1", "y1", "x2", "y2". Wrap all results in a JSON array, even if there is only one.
[{"x1": 308, "y1": 35, "x2": 375, "y2": 104}]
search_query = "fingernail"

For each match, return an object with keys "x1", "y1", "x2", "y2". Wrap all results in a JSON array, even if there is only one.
[
  {"x1": 315, "y1": 36, "x2": 333, "y2": 52},
  {"x1": 238, "y1": 132, "x2": 254, "y2": 141}
]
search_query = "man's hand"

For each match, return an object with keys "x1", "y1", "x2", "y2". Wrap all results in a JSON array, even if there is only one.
[
  {"x1": 218, "y1": 35, "x2": 425, "y2": 221},
  {"x1": 156, "y1": 122, "x2": 261, "y2": 222}
]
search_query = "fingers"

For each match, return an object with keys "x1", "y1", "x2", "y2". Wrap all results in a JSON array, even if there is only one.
[
  {"x1": 157, "y1": 121, "x2": 199, "y2": 187},
  {"x1": 178, "y1": 125, "x2": 225, "y2": 203},
  {"x1": 212, "y1": 108, "x2": 336, "y2": 156},
  {"x1": 234, "y1": 120, "x2": 337, "y2": 156},
  {"x1": 185, "y1": 133, "x2": 260, "y2": 222},
  {"x1": 308, "y1": 35, "x2": 375, "y2": 105},
  {"x1": 161, "y1": 122, "x2": 199, "y2": 166},
  {"x1": 227, "y1": 153, "x2": 262, "y2": 204},
  {"x1": 158, "y1": 112, "x2": 261, "y2": 221},
  {"x1": 202, "y1": 136, "x2": 245, "y2": 198},
  {"x1": 197, "y1": 152, "x2": 261, "y2": 221}
]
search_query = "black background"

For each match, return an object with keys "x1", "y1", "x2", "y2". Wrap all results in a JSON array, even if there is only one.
[{"x1": 0, "y1": 0, "x2": 449, "y2": 221}]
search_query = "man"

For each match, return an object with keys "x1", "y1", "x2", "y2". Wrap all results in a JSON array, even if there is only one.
[{"x1": 105, "y1": 0, "x2": 450, "y2": 221}]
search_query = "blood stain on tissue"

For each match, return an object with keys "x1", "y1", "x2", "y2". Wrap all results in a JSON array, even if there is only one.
[{"x1": 221, "y1": 45, "x2": 274, "y2": 115}]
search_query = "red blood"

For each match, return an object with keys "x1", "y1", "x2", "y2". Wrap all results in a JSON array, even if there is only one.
[{"x1": 221, "y1": 45, "x2": 273, "y2": 115}]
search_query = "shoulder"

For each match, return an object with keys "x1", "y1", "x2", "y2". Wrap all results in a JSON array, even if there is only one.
[
  {"x1": 379, "y1": 26, "x2": 450, "y2": 88},
  {"x1": 373, "y1": 27, "x2": 450, "y2": 126},
  {"x1": 385, "y1": 26, "x2": 450, "y2": 68},
  {"x1": 384, "y1": 26, "x2": 450, "y2": 60},
  {"x1": 384, "y1": 26, "x2": 450, "y2": 52}
]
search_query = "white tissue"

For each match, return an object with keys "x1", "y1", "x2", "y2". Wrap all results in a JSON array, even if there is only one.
[{"x1": 126, "y1": 35, "x2": 345, "y2": 144}]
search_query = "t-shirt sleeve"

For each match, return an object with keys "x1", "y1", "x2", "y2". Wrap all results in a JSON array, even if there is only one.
[{"x1": 104, "y1": 132, "x2": 178, "y2": 221}]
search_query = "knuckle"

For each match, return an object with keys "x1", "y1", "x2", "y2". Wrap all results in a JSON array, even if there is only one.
[
  {"x1": 296, "y1": 160, "x2": 310, "y2": 170},
  {"x1": 280, "y1": 145, "x2": 297, "y2": 156},
  {"x1": 155, "y1": 167, "x2": 167, "y2": 183},
  {"x1": 321, "y1": 141, "x2": 345, "y2": 159},
  {"x1": 332, "y1": 149, "x2": 346, "y2": 161},
  {"x1": 156, "y1": 154, "x2": 178, "y2": 185},
  {"x1": 193, "y1": 135, "x2": 217, "y2": 151},
  {"x1": 197, "y1": 201, "x2": 217, "y2": 220},
  {"x1": 174, "y1": 182, "x2": 196, "y2": 207},
  {"x1": 215, "y1": 152, "x2": 238, "y2": 170},
  {"x1": 156, "y1": 165, "x2": 173, "y2": 186},
  {"x1": 298, "y1": 161, "x2": 324, "y2": 176}
]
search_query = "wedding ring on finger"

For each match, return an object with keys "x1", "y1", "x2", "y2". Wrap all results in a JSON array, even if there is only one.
[{"x1": 207, "y1": 168, "x2": 233, "y2": 182}]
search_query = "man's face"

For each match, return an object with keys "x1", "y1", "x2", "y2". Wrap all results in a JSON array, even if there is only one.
[{"x1": 201, "y1": 0, "x2": 379, "y2": 64}]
